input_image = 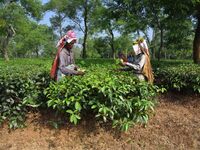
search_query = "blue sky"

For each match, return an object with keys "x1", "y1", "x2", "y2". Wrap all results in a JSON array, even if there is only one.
[
  {"x1": 42, "y1": 0, "x2": 49, "y2": 3},
  {"x1": 39, "y1": 0, "x2": 51, "y2": 26},
  {"x1": 39, "y1": 12, "x2": 53, "y2": 26}
]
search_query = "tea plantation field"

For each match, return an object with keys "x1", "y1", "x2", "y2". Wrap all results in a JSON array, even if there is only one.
[{"x1": 0, "y1": 58, "x2": 200, "y2": 149}]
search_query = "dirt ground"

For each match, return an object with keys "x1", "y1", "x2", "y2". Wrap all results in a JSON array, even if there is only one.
[{"x1": 0, "y1": 92, "x2": 200, "y2": 150}]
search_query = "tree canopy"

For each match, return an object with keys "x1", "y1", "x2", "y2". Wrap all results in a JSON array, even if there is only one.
[{"x1": 0, "y1": 0, "x2": 199, "y2": 63}]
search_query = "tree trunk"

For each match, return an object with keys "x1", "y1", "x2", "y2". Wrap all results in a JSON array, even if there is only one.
[
  {"x1": 82, "y1": 0, "x2": 88, "y2": 59},
  {"x1": 2, "y1": 25, "x2": 16, "y2": 61},
  {"x1": 3, "y1": 47, "x2": 9, "y2": 61},
  {"x1": 193, "y1": 14, "x2": 200, "y2": 64},
  {"x1": 58, "y1": 13, "x2": 62, "y2": 38},
  {"x1": 82, "y1": 29, "x2": 87, "y2": 58},
  {"x1": 151, "y1": 28, "x2": 156, "y2": 59},
  {"x1": 136, "y1": 30, "x2": 140, "y2": 37},
  {"x1": 2, "y1": 36, "x2": 10, "y2": 61},
  {"x1": 108, "y1": 28, "x2": 115, "y2": 59},
  {"x1": 36, "y1": 49, "x2": 39, "y2": 57},
  {"x1": 158, "y1": 28, "x2": 163, "y2": 61}
]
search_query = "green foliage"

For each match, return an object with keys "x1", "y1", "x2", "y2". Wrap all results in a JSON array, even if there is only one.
[
  {"x1": 164, "y1": 19, "x2": 194, "y2": 55},
  {"x1": 21, "y1": 23, "x2": 55, "y2": 57},
  {"x1": 89, "y1": 37, "x2": 110, "y2": 58},
  {"x1": 45, "y1": 64, "x2": 157, "y2": 131},
  {"x1": 2, "y1": 58, "x2": 200, "y2": 131},
  {"x1": 20, "y1": 0, "x2": 43, "y2": 20},
  {"x1": 0, "y1": 0, "x2": 53, "y2": 60},
  {"x1": 115, "y1": 35, "x2": 133, "y2": 54},
  {"x1": 0, "y1": 59, "x2": 51, "y2": 128},
  {"x1": 154, "y1": 60, "x2": 200, "y2": 93}
]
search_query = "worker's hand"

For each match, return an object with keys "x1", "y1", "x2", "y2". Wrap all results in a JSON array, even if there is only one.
[
  {"x1": 77, "y1": 71, "x2": 85, "y2": 76},
  {"x1": 77, "y1": 68, "x2": 86, "y2": 72},
  {"x1": 120, "y1": 61, "x2": 127, "y2": 66}
]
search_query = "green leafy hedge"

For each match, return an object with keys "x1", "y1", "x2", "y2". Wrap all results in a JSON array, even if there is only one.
[
  {"x1": 0, "y1": 62, "x2": 51, "y2": 128},
  {"x1": 45, "y1": 65, "x2": 158, "y2": 131},
  {"x1": 154, "y1": 62, "x2": 200, "y2": 93},
  {"x1": 1, "y1": 58, "x2": 200, "y2": 130},
  {"x1": 0, "y1": 59, "x2": 158, "y2": 130}
]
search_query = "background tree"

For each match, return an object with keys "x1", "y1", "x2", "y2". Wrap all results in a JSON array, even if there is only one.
[
  {"x1": 45, "y1": 0, "x2": 99, "y2": 59},
  {"x1": 22, "y1": 23, "x2": 55, "y2": 57},
  {"x1": 193, "y1": 3, "x2": 200, "y2": 63},
  {"x1": 114, "y1": 35, "x2": 133, "y2": 57},
  {"x1": 68, "y1": 0, "x2": 100, "y2": 59},
  {"x1": 158, "y1": 0, "x2": 199, "y2": 63},
  {"x1": 92, "y1": 37, "x2": 110, "y2": 58},
  {"x1": 0, "y1": 0, "x2": 42, "y2": 61},
  {"x1": 106, "y1": 0, "x2": 196, "y2": 61},
  {"x1": 45, "y1": 0, "x2": 76, "y2": 38},
  {"x1": 90, "y1": 1, "x2": 127, "y2": 59},
  {"x1": 0, "y1": 0, "x2": 198, "y2": 61}
]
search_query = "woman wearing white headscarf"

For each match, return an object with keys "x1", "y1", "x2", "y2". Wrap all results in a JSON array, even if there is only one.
[{"x1": 121, "y1": 39, "x2": 154, "y2": 83}]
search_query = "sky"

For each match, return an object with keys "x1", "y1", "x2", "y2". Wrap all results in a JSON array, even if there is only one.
[{"x1": 39, "y1": 0, "x2": 51, "y2": 26}]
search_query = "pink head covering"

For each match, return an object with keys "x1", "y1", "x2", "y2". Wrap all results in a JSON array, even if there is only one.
[
  {"x1": 56, "y1": 30, "x2": 77, "y2": 48},
  {"x1": 65, "y1": 30, "x2": 77, "y2": 43}
]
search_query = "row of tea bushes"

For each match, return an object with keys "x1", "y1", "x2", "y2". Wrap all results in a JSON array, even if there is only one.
[
  {"x1": 154, "y1": 62, "x2": 200, "y2": 93},
  {"x1": 1, "y1": 58, "x2": 200, "y2": 129},
  {"x1": 45, "y1": 65, "x2": 158, "y2": 131},
  {"x1": 0, "y1": 63, "x2": 51, "y2": 128},
  {"x1": 0, "y1": 59, "x2": 158, "y2": 130}
]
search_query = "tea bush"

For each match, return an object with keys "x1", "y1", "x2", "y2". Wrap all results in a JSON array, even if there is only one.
[
  {"x1": 154, "y1": 62, "x2": 200, "y2": 93},
  {"x1": 0, "y1": 62, "x2": 51, "y2": 128},
  {"x1": 1, "y1": 58, "x2": 199, "y2": 130},
  {"x1": 45, "y1": 65, "x2": 158, "y2": 131},
  {"x1": 0, "y1": 59, "x2": 158, "y2": 130}
]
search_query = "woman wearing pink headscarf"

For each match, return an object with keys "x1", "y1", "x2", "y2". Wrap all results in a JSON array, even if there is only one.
[
  {"x1": 50, "y1": 30, "x2": 84, "y2": 81},
  {"x1": 56, "y1": 30, "x2": 77, "y2": 49}
]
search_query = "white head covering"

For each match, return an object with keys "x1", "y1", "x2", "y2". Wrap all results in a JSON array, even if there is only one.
[
  {"x1": 132, "y1": 39, "x2": 149, "y2": 55},
  {"x1": 132, "y1": 44, "x2": 142, "y2": 55}
]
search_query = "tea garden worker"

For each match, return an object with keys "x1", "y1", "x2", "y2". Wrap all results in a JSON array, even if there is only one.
[
  {"x1": 121, "y1": 38, "x2": 154, "y2": 83},
  {"x1": 50, "y1": 30, "x2": 85, "y2": 81}
]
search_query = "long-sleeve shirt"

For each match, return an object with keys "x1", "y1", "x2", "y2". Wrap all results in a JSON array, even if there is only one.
[
  {"x1": 58, "y1": 48, "x2": 78, "y2": 75},
  {"x1": 125, "y1": 53, "x2": 146, "y2": 73}
]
